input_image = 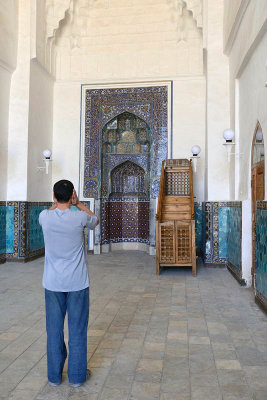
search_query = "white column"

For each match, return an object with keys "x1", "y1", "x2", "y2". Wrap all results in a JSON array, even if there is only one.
[{"x1": 7, "y1": 0, "x2": 31, "y2": 201}]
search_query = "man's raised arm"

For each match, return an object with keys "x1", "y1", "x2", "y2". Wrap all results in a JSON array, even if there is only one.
[{"x1": 72, "y1": 190, "x2": 99, "y2": 225}]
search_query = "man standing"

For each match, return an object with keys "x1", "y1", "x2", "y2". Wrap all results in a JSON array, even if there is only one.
[{"x1": 39, "y1": 180, "x2": 99, "y2": 387}]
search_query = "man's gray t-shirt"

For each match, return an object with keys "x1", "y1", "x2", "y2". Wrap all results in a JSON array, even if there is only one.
[{"x1": 39, "y1": 208, "x2": 97, "y2": 292}]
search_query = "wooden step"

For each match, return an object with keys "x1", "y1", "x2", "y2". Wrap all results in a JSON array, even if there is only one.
[
  {"x1": 162, "y1": 204, "x2": 191, "y2": 212},
  {"x1": 163, "y1": 196, "x2": 191, "y2": 204},
  {"x1": 161, "y1": 212, "x2": 191, "y2": 221}
]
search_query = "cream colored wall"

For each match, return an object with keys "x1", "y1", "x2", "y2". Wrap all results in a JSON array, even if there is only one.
[
  {"x1": 7, "y1": 0, "x2": 31, "y2": 201},
  {"x1": 27, "y1": 59, "x2": 54, "y2": 202},
  {"x1": 53, "y1": 78, "x2": 206, "y2": 201},
  {"x1": 223, "y1": 0, "x2": 243, "y2": 48},
  {"x1": 238, "y1": 34, "x2": 267, "y2": 200},
  {"x1": 0, "y1": 0, "x2": 18, "y2": 200},
  {"x1": 39, "y1": 0, "x2": 204, "y2": 80},
  {"x1": 52, "y1": 83, "x2": 81, "y2": 193},
  {"x1": 0, "y1": 0, "x2": 18, "y2": 71},
  {"x1": 206, "y1": 0, "x2": 230, "y2": 201},
  {"x1": 172, "y1": 78, "x2": 206, "y2": 201},
  {"x1": 226, "y1": 0, "x2": 267, "y2": 199},
  {"x1": 0, "y1": 70, "x2": 13, "y2": 200}
]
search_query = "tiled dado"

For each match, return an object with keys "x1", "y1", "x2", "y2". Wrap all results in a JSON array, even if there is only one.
[
  {"x1": 202, "y1": 202, "x2": 242, "y2": 273},
  {"x1": 194, "y1": 202, "x2": 203, "y2": 254},
  {"x1": 0, "y1": 202, "x2": 51, "y2": 262},
  {"x1": 255, "y1": 201, "x2": 267, "y2": 310}
]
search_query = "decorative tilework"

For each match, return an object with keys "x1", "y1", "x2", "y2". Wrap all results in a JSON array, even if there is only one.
[
  {"x1": 202, "y1": 202, "x2": 242, "y2": 267},
  {"x1": 6, "y1": 202, "x2": 19, "y2": 259},
  {"x1": 6, "y1": 206, "x2": 15, "y2": 254},
  {"x1": 83, "y1": 86, "x2": 168, "y2": 199},
  {"x1": 102, "y1": 201, "x2": 149, "y2": 244},
  {"x1": 256, "y1": 203, "x2": 267, "y2": 301},
  {"x1": 194, "y1": 202, "x2": 202, "y2": 252},
  {"x1": 29, "y1": 204, "x2": 50, "y2": 253},
  {"x1": 228, "y1": 206, "x2": 242, "y2": 270},
  {"x1": 0, "y1": 204, "x2": 6, "y2": 259},
  {"x1": 218, "y1": 207, "x2": 229, "y2": 259}
]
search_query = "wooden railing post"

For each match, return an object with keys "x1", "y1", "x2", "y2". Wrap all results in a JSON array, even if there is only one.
[{"x1": 156, "y1": 160, "x2": 165, "y2": 222}]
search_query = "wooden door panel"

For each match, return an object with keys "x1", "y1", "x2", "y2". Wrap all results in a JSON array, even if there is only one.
[
  {"x1": 159, "y1": 222, "x2": 175, "y2": 264},
  {"x1": 175, "y1": 221, "x2": 192, "y2": 264}
]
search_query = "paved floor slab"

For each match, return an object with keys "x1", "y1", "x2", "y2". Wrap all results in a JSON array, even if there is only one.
[{"x1": 0, "y1": 251, "x2": 266, "y2": 399}]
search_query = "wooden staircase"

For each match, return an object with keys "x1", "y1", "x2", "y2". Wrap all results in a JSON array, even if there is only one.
[{"x1": 155, "y1": 159, "x2": 196, "y2": 275}]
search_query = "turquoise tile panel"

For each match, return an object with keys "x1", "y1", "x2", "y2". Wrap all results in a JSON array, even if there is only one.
[
  {"x1": 227, "y1": 207, "x2": 242, "y2": 270},
  {"x1": 194, "y1": 203, "x2": 203, "y2": 250},
  {"x1": 219, "y1": 207, "x2": 229, "y2": 259},
  {"x1": 256, "y1": 209, "x2": 267, "y2": 298},
  {"x1": 29, "y1": 205, "x2": 50, "y2": 252},
  {"x1": 6, "y1": 206, "x2": 14, "y2": 254},
  {"x1": 0, "y1": 206, "x2": 6, "y2": 254}
]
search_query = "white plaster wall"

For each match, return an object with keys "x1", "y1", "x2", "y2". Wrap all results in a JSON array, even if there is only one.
[
  {"x1": 226, "y1": 0, "x2": 267, "y2": 199},
  {"x1": 7, "y1": 0, "x2": 31, "y2": 201},
  {"x1": 0, "y1": 0, "x2": 18, "y2": 71},
  {"x1": 0, "y1": 70, "x2": 12, "y2": 200},
  {"x1": 53, "y1": 78, "x2": 207, "y2": 201},
  {"x1": 0, "y1": 0, "x2": 18, "y2": 200},
  {"x1": 223, "y1": 0, "x2": 243, "y2": 48},
  {"x1": 172, "y1": 78, "x2": 206, "y2": 201},
  {"x1": 238, "y1": 34, "x2": 267, "y2": 200},
  {"x1": 27, "y1": 59, "x2": 54, "y2": 201},
  {"x1": 206, "y1": 0, "x2": 230, "y2": 201},
  {"x1": 52, "y1": 83, "x2": 81, "y2": 193}
]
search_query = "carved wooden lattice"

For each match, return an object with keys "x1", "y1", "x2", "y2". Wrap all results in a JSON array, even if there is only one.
[
  {"x1": 159, "y1": 223, "x2": 175, "y2": 263},
  {"x1": 176, "y1": 223, "x2": 191, "y2": 263},
  {"x1": 165, "y1": 171, "x2": 190, "y2": 196},
  {"x1": 155, "y1": 159, "x2": 196, "y2": 275}
]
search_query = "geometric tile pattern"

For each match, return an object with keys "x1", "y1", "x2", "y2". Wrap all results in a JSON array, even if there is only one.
[
  {"x1": 83, "y1": 86, "x2": 168, "y2": 199},
  {"x1": 256, "y1": 203, "x2": 267, "y2": 302},
  {"x1": 103, "y1": 201, "x2": 150, "y2": 244}
]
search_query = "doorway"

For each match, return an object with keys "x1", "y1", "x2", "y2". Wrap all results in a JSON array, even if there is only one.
[{"x1": 251, "y1": 122, "x2": 265, "y2": 286}]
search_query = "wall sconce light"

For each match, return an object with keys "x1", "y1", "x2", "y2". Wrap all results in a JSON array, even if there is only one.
[
  {"x1": 223, "y1": 129, "x2": 235, "y2": 162},
  {"x1": 37, "y1": 149, "x2": 52, "y2": 174},
  {"x1": 190, "y1": 145, "x2": 201, "y2": 172}
]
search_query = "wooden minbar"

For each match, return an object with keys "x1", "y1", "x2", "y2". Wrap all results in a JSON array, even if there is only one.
[{"x1": 155, "y1": 159, "x2": 196, "y2": 275}]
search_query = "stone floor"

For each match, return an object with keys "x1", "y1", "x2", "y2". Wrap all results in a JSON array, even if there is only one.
[{"x1": 0, "y1": 252, "x2": 266, "y2": 400}]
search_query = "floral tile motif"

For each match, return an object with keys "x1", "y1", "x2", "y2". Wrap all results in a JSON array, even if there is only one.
[
  {"x1": 256, "y1": 204, "x2": 267, "y2": 300},
  {"x1": 83, "y1": 86, "x2": 168, "y2": 199}
]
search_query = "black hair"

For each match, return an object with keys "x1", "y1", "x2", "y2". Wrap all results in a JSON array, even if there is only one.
[{"x1": 53, "y1": 180, "x2": 74, "y2": 203}]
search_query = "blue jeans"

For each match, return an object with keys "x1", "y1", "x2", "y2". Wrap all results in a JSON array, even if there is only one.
[{"x1": 45, "y1": 287, "x2": 89, "y2": 384}]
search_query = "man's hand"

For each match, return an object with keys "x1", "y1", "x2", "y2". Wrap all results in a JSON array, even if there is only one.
[{"x1": 72, "y1": 190, "x2": 79, "y2": 206}]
